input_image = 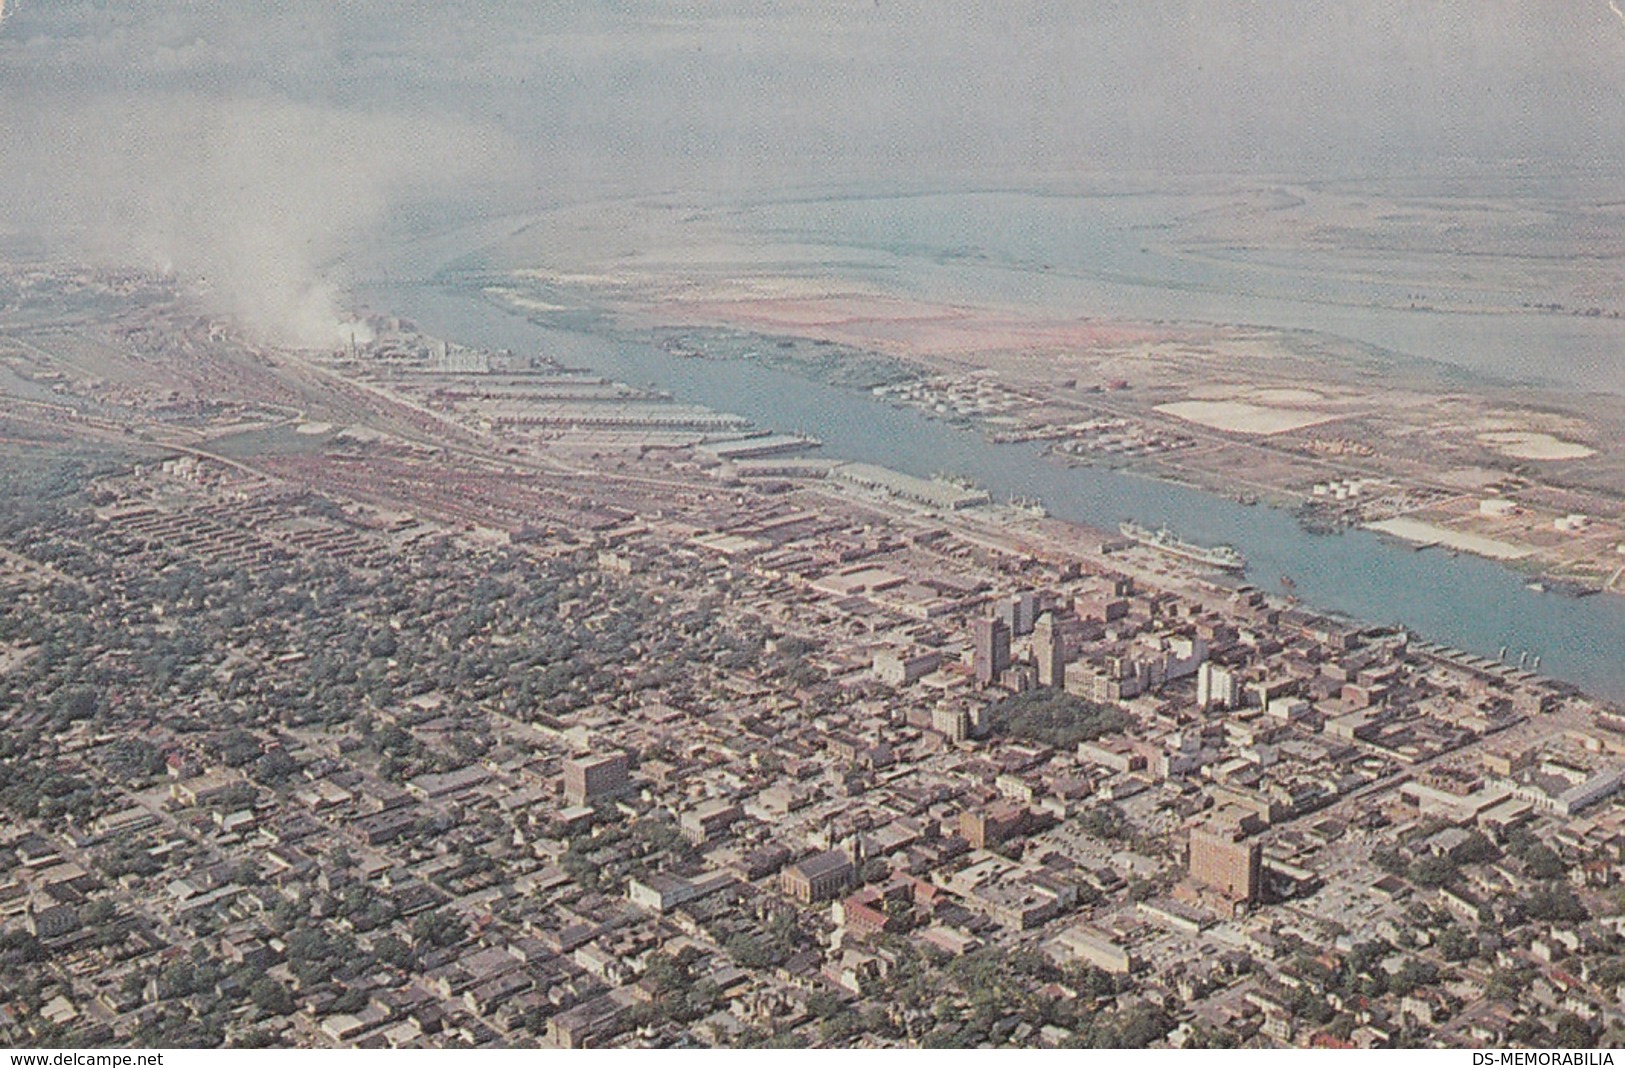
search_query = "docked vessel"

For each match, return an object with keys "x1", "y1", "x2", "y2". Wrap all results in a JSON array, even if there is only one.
[
  {"x1": 1008, "y1": 495, "x2": 1048, "y2": 518},
  {"x1": 1527, "y1": 576, "x2": 1600, "y2": 599},
  {"x1": 1119, "y1": 520, "x2": 1247, "y2": 572}
]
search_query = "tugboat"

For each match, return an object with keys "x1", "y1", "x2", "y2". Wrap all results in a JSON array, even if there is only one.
[{"x1": 1119, "y1": 520, "x2": 1247, "y2": 572}]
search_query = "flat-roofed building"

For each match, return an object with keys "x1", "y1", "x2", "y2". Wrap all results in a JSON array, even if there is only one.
[
  {"x1": 1077, "y1": 738, "x2": 1147, "y2": 774},
  {"x1": 168, "y1": 771, "x2": 242, "y2": 808},
  {"x1": 407, "y1": 765, "x2": 492, "y2": 801},
  {"x1": 25, "y1": 903, "x2": 80, "y2": 940},
  {"x1": 873, "y1": 648, "x2": 943, "y2": 687},
  {"x1": 780, "y1": 850, "x2": 854, "y2": 903},
  {"x1": 1197, "y1": 662, "x2": 1240, "y2": 711},
  {"x1": 973, "y1": 616, "x2": 1011, "y2": 687},
  {"x1": 679, "y1": 798, "x2": 742, "y2": 845},
  {"x1": 1034, "y1": 611, "x2": 1066, "y2": 688},
  {"x1": 627, "y1": 873, "x2": 696, "y2": 913},
  {"x1": 1188, "y1": 823, "x2": 1261, "y2": 905},
  {"x1": 829, "y1": 463, "x2": 991, "y2": 511},
  {"x1": 998, "y1": 592, "x2": 1038, "y2": 637},
  {"x1": 564, "y1": 753, "x2": 630, "y2": 807},
  {"x1": 932, "y1": 705, "x2": 970, "y2": 742},
  {"x1": 547, "y1": 989, "x2": 637, "y2": 1049},
  {"x1": 1059, "y1": 925, "x2": 1135, "y2": 974},
  {"x1": 960, "y1": 800, "x2": 1030, "y2": 850}
]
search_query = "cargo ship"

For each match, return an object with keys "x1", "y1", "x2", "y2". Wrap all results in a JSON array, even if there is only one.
[{"x1": 1119, "y1": 520, "x2": 1247, "y2": 572}]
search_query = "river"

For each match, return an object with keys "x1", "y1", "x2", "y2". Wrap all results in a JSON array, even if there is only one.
[
  {"x1": 730, "y1": 190, "x2": 1625, "y2": 392},
  {"x1": 363, "y1": 277, "x2": 1625, "y2": 703}
]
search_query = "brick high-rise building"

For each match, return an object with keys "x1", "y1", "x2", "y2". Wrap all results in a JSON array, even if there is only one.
[
  {"x1": 1188, "y1": 823, "x2": 1261, "y2": 905},
  {"x1": 960, "y1": 800, "x2": 1030, "y2": 850},
  {"x1": 973, "y1": 616, "x2": 1011, "y2": 687},
  {"x1": 564, "y1": 753, "x2": 630, "y2": 807},
  {"x1": 1033, "y1": 611, "x2": 1066, "y2": 688}
]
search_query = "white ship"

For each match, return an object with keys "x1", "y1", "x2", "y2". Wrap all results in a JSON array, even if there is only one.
[{"x1": 1119, "y1": 520, "x2": 1246, "y2": 572}]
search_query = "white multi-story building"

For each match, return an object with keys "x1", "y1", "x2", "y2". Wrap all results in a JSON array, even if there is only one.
[{"x1": 1197, "y1": 661, "x2": 1240, "y2": 710}]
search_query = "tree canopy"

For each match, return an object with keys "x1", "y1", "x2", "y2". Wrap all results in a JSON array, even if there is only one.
[{"x1": 985, "y1": 689, "x2": 1127, "y2": 749}]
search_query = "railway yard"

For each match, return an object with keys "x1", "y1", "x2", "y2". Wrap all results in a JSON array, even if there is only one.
[{"x1": 3, "y1": 265, "x2": 1625, "y2": 1049}]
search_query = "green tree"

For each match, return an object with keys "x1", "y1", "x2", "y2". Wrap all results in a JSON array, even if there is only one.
[
  {"x1": 1525, "y1": 884, "x2": 1588, "y2": 924},
  {"x1": 1552, "y1": 1012, "x2": 1599, "y2": 1049},
  {"x1": 1408, "y1": 853, "x2": 1457, "y2": 888},
  {"x1": 984, "y1": 690, "x2": 1126, "y2": 749},
  {"x1": 249, "y1": 977, "x2": 294, "y2": 1017}
]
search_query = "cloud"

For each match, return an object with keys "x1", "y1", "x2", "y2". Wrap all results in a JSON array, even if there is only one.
[
  {"x1": 11, "y1": 3, "x2": 1624, "y2": 178},
  {"x1": 1, "y1": 0, "x2": 1622, "y2": 346}
]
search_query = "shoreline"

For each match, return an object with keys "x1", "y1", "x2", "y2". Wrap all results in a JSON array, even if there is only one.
[
  {"x1": 479, "y1": 280, "x2": 1625, "y2": 600},
  {"x1": 363, "y1": 278, "x2": 1625, "y2": 698}
]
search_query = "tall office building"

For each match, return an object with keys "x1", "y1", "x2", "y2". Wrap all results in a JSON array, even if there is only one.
[
  {"x1": 932, "y1": 704, "x2": 971, "y2": 742},
  {"x1": 1197, "y1": 662, "x2": 1240, "y2": 711},
  {"x1": 997, "y1": 592, "x2": 1039, "y2": 637},
  {"x1": 973, "y1": 616, "x2": 1011, "y2": 687},
  {"x1": 1033, "y1": 611, "x2": 1066, "y2": 688},
  {"x1": 564, "y1": 753, "x2": 630, "y2": 806},
  {"x1": 960, "y1": 801, "x2": 1030, "y2": 850},
  {"x1": 1188, "y1": 824, "x2": 1261, "y2": 905}
]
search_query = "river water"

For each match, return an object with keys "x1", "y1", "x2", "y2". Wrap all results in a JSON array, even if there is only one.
[
  {"x1": 365, "y1": 279, "x2": 1625, "y2": 703},
  {"x1": 729, "y1": 190, "x2": 1625, "y2": 392}
]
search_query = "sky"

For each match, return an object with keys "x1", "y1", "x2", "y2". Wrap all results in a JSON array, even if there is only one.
[{"x1": 1, "y1": 1, "x2": 1622, "y2": 343}]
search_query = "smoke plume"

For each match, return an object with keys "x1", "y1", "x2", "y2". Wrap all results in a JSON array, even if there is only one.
[{"x1": 1, "y1": 91, "x2": 505, "y2": 348}]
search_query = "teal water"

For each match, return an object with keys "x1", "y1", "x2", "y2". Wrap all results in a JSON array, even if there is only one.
[
  {"x1": 370, "y1": 280, "x2": 1625, "y2": 703},
  {"x1": 732, "y1": 191, "x2": 1625, "y2": 392}
]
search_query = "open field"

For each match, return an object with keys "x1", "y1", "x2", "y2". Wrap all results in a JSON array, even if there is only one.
[
  {"x1": 1154, "y1": 399, "x2": 1341, "y2": 436},
  {"x1": 663, "y1": 295, "x2": 1177, "y2": 359},
  {"x1": 1365, "y1": 516, "x2": 1534, "y2": 561},
  {"x1": 1478, "y1": 431, "x2": 1596, "y2": 461}
]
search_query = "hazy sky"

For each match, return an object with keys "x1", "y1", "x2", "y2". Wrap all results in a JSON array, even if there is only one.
[{"x1": 2, "y1": 1, "x2": 1621, "y2": 341}]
